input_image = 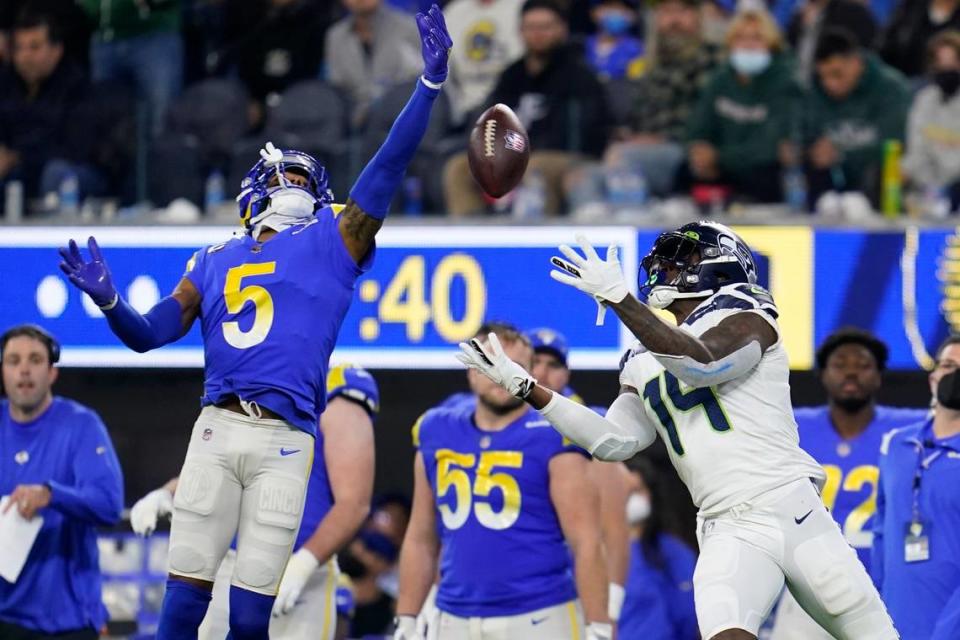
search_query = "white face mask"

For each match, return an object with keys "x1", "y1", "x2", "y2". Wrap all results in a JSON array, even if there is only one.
[
  {"x1": 625, "y1": 492, "x2": 651, "y2": 524},
  {"x1": 249, "y1": 187, "x2": 318, "y2": 237},
  {"x1": 730, "y1": 48, "x2": 772, "y2": 76}
]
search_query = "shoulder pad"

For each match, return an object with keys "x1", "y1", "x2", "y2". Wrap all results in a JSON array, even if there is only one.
[
  {"x1": 619, "y1": 342, "x2": 646, "y2": 373},
  {"x1": 327, "y1": 364, "x2": 380, "y2": 416}
]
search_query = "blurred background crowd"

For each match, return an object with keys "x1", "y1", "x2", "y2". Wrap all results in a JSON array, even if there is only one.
[{"x1": 0, "y1": 0, "x2": 958, "y2": 222}]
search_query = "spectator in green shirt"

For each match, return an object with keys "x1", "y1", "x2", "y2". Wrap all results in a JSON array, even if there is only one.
[
  {"x1": 681, "y1": 7, "x2": 801, "y2": 204},
  {"x1": 803, "y1": 27, "x2": 911, "y2": 209}
]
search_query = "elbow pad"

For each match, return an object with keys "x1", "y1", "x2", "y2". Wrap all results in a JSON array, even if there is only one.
[{"x1": 651, "y1": 340, "x2": 762, "y2": 388}]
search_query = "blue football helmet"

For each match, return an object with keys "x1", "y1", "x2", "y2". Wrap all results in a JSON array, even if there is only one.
[
  {"x1": 638, "y1": 221, "x2": 758, "y2": 309},
  {"x1": 236, "y1": 146, "x2": 334, "y2": 232},
  {"x1": 326, "y1": 363, "x2": 380, "y2": 417}
]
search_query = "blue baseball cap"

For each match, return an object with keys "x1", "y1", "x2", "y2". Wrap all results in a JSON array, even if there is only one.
[{"x1": 526, "y1": 327, "x2": 570, "y2": 367}]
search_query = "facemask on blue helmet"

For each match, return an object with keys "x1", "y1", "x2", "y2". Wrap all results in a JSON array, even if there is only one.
[
  {"x1": 236, "y1": 147, "x2": 334, "y2": 236},
  {"x1": 638, "y1": 221, "x2": 758, "y2": 309}
]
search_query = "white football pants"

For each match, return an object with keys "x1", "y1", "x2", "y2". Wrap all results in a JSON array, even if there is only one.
[
  {"x1": 694, "y1": 477, "x2": 897, "y2": 640},
  {"x1": 428, "y1": 600, "x2": 585, "y2": 640},
  {"x1": 166, "y1": 406, "x2": 313, "y2": 595}
]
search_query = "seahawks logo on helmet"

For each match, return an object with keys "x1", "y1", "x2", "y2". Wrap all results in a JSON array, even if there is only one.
[
  {"x1": 236, "y1": 147, "x2": 334, "y2": 232},
  {"x1": 639, "y1": 221, "x2": 758, "y2": 310}
]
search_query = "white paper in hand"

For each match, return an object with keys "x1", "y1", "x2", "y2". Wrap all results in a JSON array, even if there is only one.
[{"x1": 0, "y1": 496, "x2": 43, "y2": 583}]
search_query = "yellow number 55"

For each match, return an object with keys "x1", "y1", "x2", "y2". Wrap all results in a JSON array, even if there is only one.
[
  {"x1": 222, "y1": 262, "x2": 276, "y2": 349},
  {"x1": 435, "y1": 449, "x2": 523, "y2": 531}
]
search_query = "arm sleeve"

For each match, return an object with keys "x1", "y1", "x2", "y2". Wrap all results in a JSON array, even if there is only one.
[
  {"x1": 348, "y1": 79, "x2": 440, "y2": 220},
  {"x1": 48, "y1": 412, "x2": 124, "y2": 526},
  {"x1": 103, "y1": 295, "x2": 185, "y2": 353},
  {"x1": 539, "y1": 391, "x2": 657, "y2": 461},
  {"x1": 931, "y1": 586, "x2": 960, "y2": 640}
]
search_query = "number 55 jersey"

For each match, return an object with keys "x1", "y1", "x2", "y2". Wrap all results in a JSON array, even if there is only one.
[
  {"x1": 619, "y1": 284, "x2": 825, "y2": 517},
  {"x1": 413, "y1": 405, "x2": 588, "y2": 617},
  {"x1": 184, "y1": 206, "x2": 374, "y2": 436}
]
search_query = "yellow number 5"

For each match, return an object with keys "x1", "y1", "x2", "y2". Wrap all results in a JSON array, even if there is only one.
[
  {"x1": 222, "y1": 262, "x2": 277, "y2": 349},
  {"x1": 435, "y1": 449, "x2": 524, "y2": 531}
]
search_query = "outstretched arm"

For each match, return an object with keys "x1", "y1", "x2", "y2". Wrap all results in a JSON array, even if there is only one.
[
  {"x1": 456, "y1": 334, "x2": 658, "y2": 460},
  {"x1": 59, "y1": 237, "x2": 199, "y2": 353},
  {"x1": 339, "y1": 4, "x2": 452, "y2": 262}
]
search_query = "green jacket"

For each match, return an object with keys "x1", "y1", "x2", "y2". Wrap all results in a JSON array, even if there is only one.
[
  {"x1": 686, "y1": 53, "x2": 801, "y2": 179},
  {"x1": 80, "y1": 0, "x2": 180, "y2": 42},
  {"x1": 802, "y1": 54, "x2": 911, "y2": 190}
]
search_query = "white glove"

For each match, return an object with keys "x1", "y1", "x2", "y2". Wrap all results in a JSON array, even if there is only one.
[
  {"x1": 272, "y1": 548, "x2": 320, "y2": 616},
  {"x1": 586, "y1": 621, "x2": 614, "y2": 640},
  {"x1": 130, "y1": 487, "x2": 173, "y2": 536},
  {"x1": 393, "y1": 614, "x2": 425, "y2": 640},
  {"x1": 456, "y1": 332, "x2": 537, "y2": 399},
  {"x1": 550, "y1": 234, "x2": 630, "y2": 325},
  {"x1": 260, "y1": 141, "x2": 283, "y2": 167}
]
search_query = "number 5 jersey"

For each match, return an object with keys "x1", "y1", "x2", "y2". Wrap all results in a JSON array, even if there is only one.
[
  {"x1": 184, "y1": 206, "x2": 374, "y2": 436},
  {"x1": 413, "y1": 405, "x2": 588, "y2": 618},
  {"x1": 619, "y1": 283, "x2": 825, "y2": 518}
]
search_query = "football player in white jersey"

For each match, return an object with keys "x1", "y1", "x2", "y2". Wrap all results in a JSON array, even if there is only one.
[{"x1": 457, "y1": 221, "x2": 898, "y2": 640}]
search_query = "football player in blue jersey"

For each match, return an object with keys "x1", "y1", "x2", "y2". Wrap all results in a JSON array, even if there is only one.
[
  {"x1": 130, "y1": 364, "x2": 379, "y2": 640},
  {"x1": 57, "y1": 8, "x2": 450, "y2": 637},
  {"x1": 395, "y1": 322, "x2": 612, "y2": 640},
  {"x1": 770, "y1": 328, "x2": 928, "y2": 640}
]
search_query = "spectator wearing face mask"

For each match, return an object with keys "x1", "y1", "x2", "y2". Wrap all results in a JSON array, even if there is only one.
[
  {"x1": 681, "y1": 7, "x2": 801, "y2": 204},
  {"x1": 903, "y1": 30, "x2": 960, "y2": 215},
  {"x1": 617, "y1": 458, "x2": 698, "y2": 640},
  {"x1": 585, "y1": 0, "x2": 645, "y2": 81}
]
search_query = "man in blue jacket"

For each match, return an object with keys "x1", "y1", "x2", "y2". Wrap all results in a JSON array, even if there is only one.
[
  {"x1": 0, "y1": 324, "x2": 123, "y2": 639},
  {"x1": 873, "y1": 335, "x2": 960, "y2": 640}
]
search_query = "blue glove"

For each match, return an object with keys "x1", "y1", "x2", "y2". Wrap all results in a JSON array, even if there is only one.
[
  {"x1": 416, "y1": 4, "x2": 453, "y2": 84},
  {"x1": 58, "y1": 236, "x2": 118, "y2": 308}
]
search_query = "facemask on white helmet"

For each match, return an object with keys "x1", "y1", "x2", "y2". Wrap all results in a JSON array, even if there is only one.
[{"x1": 625, "y1": 492, "x2": 651, "y2": 525}]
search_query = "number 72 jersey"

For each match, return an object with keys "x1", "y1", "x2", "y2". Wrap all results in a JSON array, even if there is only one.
[
  {"x1": 184, "y1": 206, "x2": 373, "y2": 436},
  {"x1": 619, "y1": 285, "x2": 825, "y2": 517}
]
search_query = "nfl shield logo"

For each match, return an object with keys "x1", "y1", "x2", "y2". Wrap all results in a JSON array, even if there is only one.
[
  {"x1": 202, "y1": 428, "x2": 213, "y2": 441},
  {"x1": 504, "y1": 130, "x2": 525, "y2": 153}
]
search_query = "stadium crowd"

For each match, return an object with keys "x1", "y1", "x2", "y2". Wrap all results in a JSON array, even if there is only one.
[{"x1": 0, "y1": 0, "x2": 958, "y2": 220}]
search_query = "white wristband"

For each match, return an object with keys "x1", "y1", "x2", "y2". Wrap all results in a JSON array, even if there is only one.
[
  {"x1": 420, "y1": 76, "x2": 443, "y2": 90},
  {"x1": 98, "y1": 293, "x2": 119, "y2": 311}
]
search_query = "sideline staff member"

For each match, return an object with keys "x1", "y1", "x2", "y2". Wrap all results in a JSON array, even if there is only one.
[
  {"x1": 0, "y1": 325, "x2": 123, "y2": 639},
  {"x1": 873, "y1": 335, "x2": 960, "y2": 640}
]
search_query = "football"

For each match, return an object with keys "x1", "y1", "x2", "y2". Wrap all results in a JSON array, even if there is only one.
[{"x1": 467, "y1": 103, "x2": 530, "y2": 198}]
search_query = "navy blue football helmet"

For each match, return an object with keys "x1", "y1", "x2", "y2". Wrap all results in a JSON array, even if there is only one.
[
  {"x1": 638, "y1": 221, "x2": 758, "y2": 309},
  {"x1": 236, "y1": 147, "x2": 334, "y2": 232}
]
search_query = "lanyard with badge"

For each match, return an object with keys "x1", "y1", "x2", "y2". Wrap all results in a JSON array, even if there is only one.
[{"x1": 905, "y1": 441, "x2": 943, "y2": 563}]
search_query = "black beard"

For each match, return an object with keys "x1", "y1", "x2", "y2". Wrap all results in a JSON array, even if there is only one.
[{"x1": 833, "y1": 395, "x2": 871, "y2": 413}]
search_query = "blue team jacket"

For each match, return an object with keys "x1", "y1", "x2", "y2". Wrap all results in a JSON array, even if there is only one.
[
  {"x1": 0, "y1": 397, "x2": 123, "y2": 633},
  {"x1": 873, "y1": 419, "x2": 960, "y2": 640}
]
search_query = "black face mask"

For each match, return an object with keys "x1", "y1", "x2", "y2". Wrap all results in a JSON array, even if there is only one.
[
  {"x1": 937, "y1": 371, "x2": 960, "y2": 410},
  {"x1": 933, "y1": 70, "x2": 960, "y2": 99}
]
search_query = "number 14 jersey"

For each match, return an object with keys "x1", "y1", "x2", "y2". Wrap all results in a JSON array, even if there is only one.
[{"x1": 619, "y1": 284, "x2": 824, "y2": 517}]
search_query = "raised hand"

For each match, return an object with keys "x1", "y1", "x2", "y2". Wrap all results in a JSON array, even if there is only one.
[
  {"x1": 550, "y1": 234, "x2": 630, "y2": 325},
  {"x1": 456, "y1": 333, "x2": 537, "y2": 399},
  {"x1": 416, "y1": 4, "x2": 453, "y2": 84},
  {"x1": 58, "y1": 236, "x2": 118, "y2": 309}
]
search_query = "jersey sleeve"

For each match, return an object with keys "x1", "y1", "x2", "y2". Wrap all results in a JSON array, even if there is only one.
[
  {"x1": 183, "y1": 245, "x2": 209, "y2": 296},
  {"x1": 312, "y1": 204, "x2": 376, "y2": 286},
  {"x1": 326, "y1": 364, "x2": 380, "y2": 416},
  {"x1": 618, "y1": 342, "x2": 648, "y2": 389},
  {"x1": 697, "y1": 284, "x2": 781, "y2": 339}
]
